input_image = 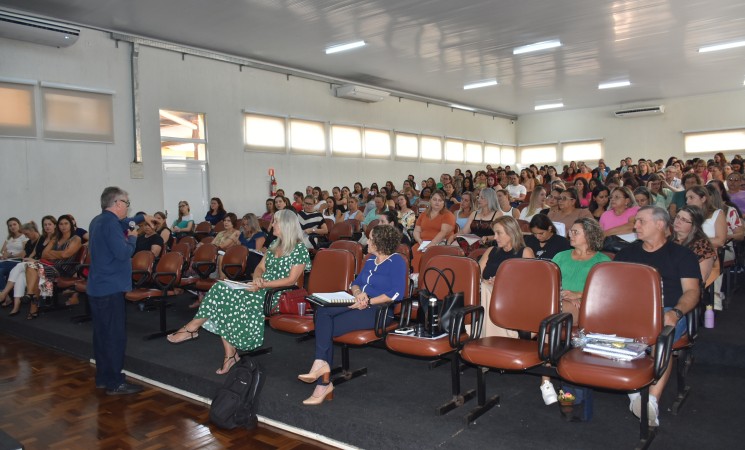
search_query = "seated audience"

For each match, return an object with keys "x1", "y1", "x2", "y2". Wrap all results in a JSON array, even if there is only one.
[
  {"x1": 442, "y1": 183, "x2": 460, "y2": 209},
  {"x1": 205, "y1": 197, "x2": 227, "y2": 226},
  {"x1": 0, "y1": 218, "x2": 28, "y2": 291},
  {"x1": 396, "y1": 194, "x2": 416, "y2": 238},
  {"x1": 505, "y1": 171, "x2": 526, "y2": 207},
  {"x1": 574, "y1": 177, "x2": 592, "y2": 208},
  {"x1": 727, "y1": 173, "x2": 745, "y2": 211},
  {"x1": 647, "y1": 174, "x2": 673, "y2": 209},
  {"x1": 518, "y1": 186, "x2": 549, "y2": 222},
  {"x1": 239, "y1": 213, "x2": 266, "y2": 281},
  {"x1": 495, "y1": 189, "x2": 520, "y2": 219},
  {"x1": 261, "y1": 198, "x2": 277, "y2": 223},
  {"x1": 362, "y1": 194, "x2": 388, "y2": 228},
  {"x1": 673, "y1": 205, "x2": 716, "y2": 285},
  {"x1": 411, "y1": 190, "x2": 456, "y2": 272},
  {"x1": 452, "y1": 191, "x2": 474, "y2": 231},
  {"x1": 0, "y1": 221, "x2": 40, "y2": 312},
  {"x1": 525, "y1": 214, "x2": 571, "y2": 260},
  {"x1": 685, "y1": 186, "x2": 726, "y2": 249},
  {"x1": 167, "y1": 210, "x2": 311, "y2": 374},
  {"x1": 456, "y1": 188, "x2": 500, "y2": 248},
  {"x1": 321, "y1": 196, "x2": 338, "y2": 224},
  {"x1": 548, "y1": 187, "x2": 593, "y2": 233},
  {"x1": 599, "y1": 187, "x2": 639, "y2": 236},
  {"x1": 298, "y1": 195, "x2": 328, "y2": 249},
  {"x1": 134, "y1": 220, "x2": 164, "y2": 256},
  {"x1": 634, "y1": 186, "x2": 652, "y2": 207},
  {"x1": 153, "y1": 211, "x2": 172, "y2": 249},
  {"x1": 172, "y1": 201, "x2": 195, "y2": 238},
  {"x1": 589, "y1": 186, "x2": 610, "y2": 220},
  {"x1": 669, "y1": 173, "x2": 702, "y2": 216}
]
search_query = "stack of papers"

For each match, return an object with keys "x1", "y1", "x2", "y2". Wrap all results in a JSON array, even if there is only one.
[{"x1": 582, "y1": 334, "x2": 648, "y2": 361}]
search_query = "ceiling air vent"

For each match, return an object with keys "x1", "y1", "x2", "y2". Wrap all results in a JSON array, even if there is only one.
[
  {"x1": 334, "y1": 84, "x2": 390, "y2": 103},
  {"x1": 614, "y1": 105, "x2": 665, "y2": 118},
  {"x1": 0, "y1": 11, "x2": 80, "y2": 48}
]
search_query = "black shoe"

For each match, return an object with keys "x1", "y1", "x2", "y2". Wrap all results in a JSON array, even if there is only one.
[
  {"x1": 96, "y1": 383, "x2": 106, "y2": 389},
  {"x1": 105, "y1": 382, "x2": 143, "y2": 396}
]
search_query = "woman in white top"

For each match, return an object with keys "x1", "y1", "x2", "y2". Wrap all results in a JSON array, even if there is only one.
[
  {"x1": 518, "y1": 186, "x2": 548, "y2": 222},
  {"x1": 0, "y1": 217, "x2": 29, "y2": 304},
  {"x1": 685, "y1": 185, "x2": 726, "y2": 249},
  {"x1": 495, "y1": 189, "x2": 521, "y2": 220},
  {"x1": 342, "y1": 197, "x2": 364, "y2": 223},
  {"x1": 321, "y1": 197, "x2": 338, "y2": 224}
]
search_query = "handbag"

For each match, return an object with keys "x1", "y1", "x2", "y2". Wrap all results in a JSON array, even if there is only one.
[
  {"x1": 277, "y1": 288, "x2": 311, "y2": 315},
  {"x1": 417, "y1": 266, "x2": 465, "y2": 335},
  {"x1": 602, "y1": 235, "x2": 631, "y2": 253}
]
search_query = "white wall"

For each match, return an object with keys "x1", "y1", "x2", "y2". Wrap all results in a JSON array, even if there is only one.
[{"x1": 517, "y1": 91, "x2": 745, "y2": 169}]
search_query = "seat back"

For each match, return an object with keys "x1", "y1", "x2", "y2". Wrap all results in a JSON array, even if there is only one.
[
  {"x1": 364, "y1": 219, "x2": 380, "y2": 238},
  {"x1": 200, "y1": 236, "x2": 214, "y2": 245},
  {"x1": 259, "y1": 219, "x2": 271, "y2": 232},
  {"x1": 153, "y1": 252, "x2": 183, "y2": 287},
  {"x1": 417, "y1": 245, "x2": 464, "y2": 290},
  {"x1": 328, "y1": 221, "x2": 353, "y2": 242},
  {"x1": 213, "y1": 220, "x2": 225, "y2": 233},
  {"x1": 307, "y1": 249, "x2": 355, "y2": 294},
  {"x1": 468, "y1": 247, "x2": 487, "y2": 262},
  {"x1": 330, "y1": 240, "x2": 364, "y2": 274},
  {"x1": 220, "y1": 245, "x2": 249, "y2": 279},
  {"x1": 517, "y1": 219, "x2": 530, "y2": 233},
  {"x1": 191, "y1": 243, "x2": 218, "y2": 274},
  {"x1": 131, "y1": 250, "x2": 155, "y2": 285},
  {"x1": 491, "y1": 258, "x2": 561, "y2": 333},
  {"x1": 323, "y1": 218, "x2": 335, "y2": 234},
  {"x1": 580, "y1": 261, "x2": 663, "y2": 343},
  {"x1": 176, "y1": 236, "x2": 197, "y2": 253},
  {"x1": 421, "y1": 255, "x2": 480, "y2": 310},
  {"x1": 194, "y1": 221, "x2": 212, "y2": 238},
  {"x1": 345, "y1": 219, "x2": 361, "y2": 233}
]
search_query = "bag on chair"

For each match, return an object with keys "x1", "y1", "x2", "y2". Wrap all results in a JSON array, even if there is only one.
[
  {"x1": 276, "y1": 288, "x2": 311, "y2": 315},
  {"x1": 210, "y1": 358, "x2": 265, "y2": 430},
  {"x1": 417, "y1": 266, "x2": 465, "y2": 335}
]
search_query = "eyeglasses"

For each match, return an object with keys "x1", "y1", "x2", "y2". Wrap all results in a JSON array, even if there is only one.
[
  {"x1": 728, "y1": 178, "x2": 741, "y2": 182},
  {"x1": 117, "y1": 199, "x2": 131, "y2": 207},
  {"x1": 674, "y1": 215, "x2": 692, "y2": 224},
  {"x1": 304, "y1": 202, "x2": 315, "y2": 206},
  {"x1": 569, "y1": 229, "x2": 582, "y2": 236},
  {"x1": 558, "y1": 196, "x2": 572, "y2": 202}
]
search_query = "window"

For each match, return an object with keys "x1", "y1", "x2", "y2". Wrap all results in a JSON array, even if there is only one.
[
  {"x1": 563, "y1": 140, "x2": 603, "y2": 161},
  {"x1": 42, "y1": 86, "x2": 113, "y2": 142},
  {"x1": 244, "y1": 113, "x2": 285, "y2": 152},
  {"x1": 465, "y1": 141, "x2": 483, "y2": 164},
  {"x1": 501, "y1": 146, "x2": 516, "y2": 165},
  {"x1": 520, "y1": 144, "x2": 557, "y2": 165},
  {"x1": 331, "y1": 124, "x2": 362, "y2": 156},
  {"x1": 685, "y1": 130, "x2": 745, "y2": 154},
  {"x1": 484, "y1": 143, "x2": 501, "y2": 165},
  {"x1": 421, "y1": 135, "x2": 442, "y2": 161},
  {"x1": 395, "y1": 132, "x2": 418, "y2": 159},
  {"x1": 364, "y1": 128, "x2": 391, "y2": 158},
  {"x1": 290, "y1": 118, "x2": 326, "y2": 154},
  {"x1": 0, "y1": 81, "x2": 35, "y2": 137},
  {"x1": 444, "y1": 139, "x2": 464, "y2": 162},
  {"x1": 160, "y1": 109, "x2": 207, "y2": 160}
]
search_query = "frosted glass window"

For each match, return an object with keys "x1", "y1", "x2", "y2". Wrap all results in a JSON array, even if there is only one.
[
  {"x1": 465, "y1": 141, "x2": 483, "y2": 164},
  {"x1": 42, "y1": 87, "x2": 113, "y2": 142},
  {"x1": 445, "y1": 139, "x2": 464, "y2": 162},
  {"x1": 290, "y1": 119, "x2": 326, "y2": 154},
  {"x1": 421, "y1": 136, "x2": 442, "y2": 161},
  {"x1": 685, "y1": 130, "x2": 745, "y2": 154},
  {"x1": 331, "y1": 125, "x2": 362, "y2": 155},
  {"x1": 364, "y1": 128, "x2": 392, "y2": 158},
  {"x1": 520, "y1": 144, "x2": 557, "y2": 164},
  {"x1": 244, "y1": 113, "x2": 285, "y2": 152},
  {"x1": 0, "y1": 82, "x2": 35, "y2": 137},
  {"x1": 395, "y1": 132, "x2": 419, "y2": 159},
  {"x1": 563, "y1": 141, "x2": 602, "y2": 161},
  {"x1": 501, "y1": 146, "x2": 516, "y2": 165},
  {"x1": 160, "y1": 109, "x2": 207, "y2": 161},
  {"x1": 484, "y1": 144, "x2": 501, "y2": 164}
]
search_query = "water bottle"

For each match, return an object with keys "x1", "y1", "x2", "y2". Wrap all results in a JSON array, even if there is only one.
[
  {"x1": 428, "y1": 297, "x2": 439, "y2": 335},
  {"x1": 704, "y1": 305, "x2": 715, "y2": 329}
]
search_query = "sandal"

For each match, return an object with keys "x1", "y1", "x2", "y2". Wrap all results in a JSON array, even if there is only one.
[
  {"x1": 216, "y1": 352, "x2": 240, "y2": 375},
  {"x1": 26, "y1": 303, "x2": 38, "y2": 320},
  {"x1": 166, "y1": 327, "x2": 199, "y2": 344}
]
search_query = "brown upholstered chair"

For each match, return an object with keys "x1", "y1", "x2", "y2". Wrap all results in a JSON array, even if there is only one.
[
  {"x1": 329, "y1": 240, "x2": 364, "y2": 275},
  {"x1": 467, "y1": 247, "x2": 487, "y2": 262},
  {"x1": 364, "y1": 219, "x2": 380, "y2": 238},
  {"x1": 267, "y1": 249, "x2": 355, "y2": 340},
  {"x1": 125, "y1": 252, "x2": 184, "y2": 340},
  {"x1": 220, "y1": 245, "x2": 250, "y2": 281},
  {"x1": 386, "y1": 255, "x2": 480, "y2": 414},
  {"x1": 179, "y1": 243, "x2": 218, "y2": 290},
  {"x1": 258, "y1": 219, "x2": 270, "y2": 232},
  {"x1": 71, "y1": 250, "x2": 93, "y2": 323},
  {"x1": 39, "y1": 245, "x2": 89, "y2": 311},
  {"x1": 331, "y1": 254, "x2": 409, "y2": 386},
  {"x1": 517, "y1": 219, "x2": 530, "y2": 233},
  {"x1": 213, "y1": 220, "x2": 225, "y2": 234},
  {"x1": 312, "y1": 222, "x2": 354, "y2": 254},
  {"x1": 194, "y1": 221, "x2": 212, "y2": 241},
  {"x1": 177, "y1": 235, "x2": 197, "y2": 252},
  {"x1": 200, "y1": 236, "x2": 214, "y2": 245},
  {"x1": 170, "y1": 242, "x2": 193, "y2": 273},
  {"x1": 670, "y1": 289, "x2": 702, "y2": 415},
  {"x1": 555, "y1": 262, "x2": 674, "y2": 447},
  {"x1": 459, "y1": 258, "x2": 568, "y2": 424}
]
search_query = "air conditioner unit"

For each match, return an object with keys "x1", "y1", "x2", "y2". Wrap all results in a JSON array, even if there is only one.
[
  {"x1": 614, "y1": 105, "x2": 665, "y2": 118},
  {"x1": 0, "y1": 11, "x2": 79, "y2": 48},
  {"x1": 334, "y1": 84, "x2": 390, "y2": 103}
]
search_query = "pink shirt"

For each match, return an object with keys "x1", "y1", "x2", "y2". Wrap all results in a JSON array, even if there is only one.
[{"x1": 599, "y1": 206, "x2": 640, "y2": 231}]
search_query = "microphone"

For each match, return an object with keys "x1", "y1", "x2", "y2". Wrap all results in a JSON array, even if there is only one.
[{"x1": 128, "y1": 221, "x2": 136, "y2": 231}]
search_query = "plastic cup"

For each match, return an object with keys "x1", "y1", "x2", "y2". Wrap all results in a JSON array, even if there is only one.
[{"x1": 298, "y1": 302, "x2": 306, "y2": 316}]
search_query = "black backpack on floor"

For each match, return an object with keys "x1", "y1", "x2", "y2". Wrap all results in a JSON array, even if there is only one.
[{"x1": 209, "y1": 358, "x2": 265, "y2": 430}]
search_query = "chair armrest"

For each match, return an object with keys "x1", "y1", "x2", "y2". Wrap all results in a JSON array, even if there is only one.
[
  {"x1": 373, "y1": 303, "x2": 393, "y2": 338},
  {"x1": 222, "y1": 263, "x2": 246, "y2": 281},
  {"x1": 449, "y1": 305, "x2": 484, "y2": 349},
  {"x1": 262, "y1": 285, "x2": 298, "y2": 316},
  {"x1": 152, "y1": 271, "x2": 178, "y2": 291},
  {"x1": 653, "y1": 325, "x2": 675, "y2": 380},
  {"x1": 687, "y1": 305, "x2": 700, "y2": 342},
  {"x1": 76, "y1": 263, "x2": 90, "y2": 279},
  {"x1": 541, "y1": 312, "x2": 573, "y2": 364},
  {"x1": 397, "y1": 297, "x2": 414, "y2": 327},
  {"x1": 131, "y1": 270, "x2": 151, "y2": 289},
  {"x1": 192, "y1": 261, "x2": 216, "y2": 278}
]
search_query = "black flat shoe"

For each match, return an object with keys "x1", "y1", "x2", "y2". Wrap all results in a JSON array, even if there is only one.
[{"x1": 106, "y1": 382, "x2": 143, "y2": 396}]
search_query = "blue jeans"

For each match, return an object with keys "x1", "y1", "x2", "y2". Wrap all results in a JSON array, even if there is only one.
[
  {"x1": 0, "y1": 260, "x2": 20, "y2": 291},
  {"x1": 89, "y1": 292, "x2": 127, "y2": 389},
  {"x1": 664, "y1": 307, "x2": 687, "y2": 341}
]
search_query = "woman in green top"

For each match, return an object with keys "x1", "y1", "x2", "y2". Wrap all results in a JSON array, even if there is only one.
[
  {"x1": 167, "y1": 209, "x2": 311, "y2": 374},
  {"x1": 539, "y1": 217, "x2": 610, "y2": 406}
]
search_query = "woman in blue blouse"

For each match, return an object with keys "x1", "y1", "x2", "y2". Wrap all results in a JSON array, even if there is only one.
[
  {"x1": 298, "y1": 225, "x2": 406, "y2": 405},
  {"x1": 204, "y1": 197, "x2": 227, "y2": 226}
]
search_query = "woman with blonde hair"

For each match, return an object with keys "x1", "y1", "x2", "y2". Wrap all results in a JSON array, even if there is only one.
[
  {"x1": 168, "y1": 209, "x2": 311, "y2": 374},
  {"x1": 518, "y1": 185, "x2": 548, "y2": 222},
  {"x1": 478, "y1": 216, "x2": 535, "y2": 338}
]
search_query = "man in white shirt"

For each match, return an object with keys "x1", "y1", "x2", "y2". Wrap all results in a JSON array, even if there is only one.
[{"x1": 505, "y1": 171, "x2": 526, "y2": 207}]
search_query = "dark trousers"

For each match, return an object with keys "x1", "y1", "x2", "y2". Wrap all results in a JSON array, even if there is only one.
[
  {"x1": 0, "y1": 260, "x2": 20, "y2": 290},
  {"x1": 89, "y1": 292, "x2": 127, "y2": 389},
  {"x1": 313, "y1": 306, "x2": 379, "y2": 384}
]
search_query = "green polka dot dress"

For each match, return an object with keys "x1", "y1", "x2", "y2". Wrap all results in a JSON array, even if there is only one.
[{"x1": 195, "y1": 242, "x2": 311, "y2": 350}]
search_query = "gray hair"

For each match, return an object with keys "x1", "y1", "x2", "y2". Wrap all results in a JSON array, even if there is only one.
[
  {"x1": 100, "y1": 186, "x2": 128, "y2": 209},
  {"x1": 479, "y1": 188, "x2": 500, "y2": 213},
  {"x1": 270, "y1": 209, "x2": 304, "y2": 256},
  {"x1": 638, "y1": 205, "x2": 670, "y2": 228}
]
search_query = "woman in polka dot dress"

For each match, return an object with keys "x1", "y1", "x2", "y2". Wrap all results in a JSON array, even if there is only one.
[{"x1": 167, "y1": 209, "x2": 311, "y2": 374}]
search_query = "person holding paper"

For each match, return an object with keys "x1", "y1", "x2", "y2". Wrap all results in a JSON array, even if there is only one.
[
  {"x1": 298, "y1": 225, "x2": 406, "y2": 405},
  {"x1": 167, "y1": 209, "x2": 310, "y2": 375}
]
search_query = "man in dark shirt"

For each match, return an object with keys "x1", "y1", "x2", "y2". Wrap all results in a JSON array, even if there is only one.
[
  {"x1": 615, "y1": 206, "x2": 700, "y2": 427},
  {"x1": 87, "y1": 187, "x2": 146, "y2": 395}
]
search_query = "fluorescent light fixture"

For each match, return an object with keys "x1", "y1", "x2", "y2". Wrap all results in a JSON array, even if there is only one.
[
  {"x1": 464, "y1": 79, "x2": 498, "y2": 90},
  {"x1": 599, "y1": 80, "x2": 631, "y2": 90},
  {"x1": 451, "y1": 104, "x2": 475, "y2": 111},
  {"x1": 534, "y1": 102, "x2": 564, "y2": 111},
  {"x1": 325, "y1": 40, "x2": 366, "y2": 54},
  {"x1": 513, "y1": 40, "x2": 562, "y2": 55},
  {"x1": 698, "y1": 40, "x2": 745, "y2": 53}
]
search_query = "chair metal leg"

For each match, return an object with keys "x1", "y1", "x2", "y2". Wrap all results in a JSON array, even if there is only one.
[
  {"x1": 671, "y1": 348, "x2": 693, "y2": 415},
  {"x1": 428, "y1": 357, "x2": 449, "y2": 370},
  {"x1": 635, "y1": 388, "x2": 657, "y2": 450},
  {"x1": 295, "y1": 331, "x2": 315, "y2": 342},
  {"x1": 465, "y1": 367, "x2": 499, "y2": 425},
  {"x1": 436, "y1": 353, "x2": 475, "y2": 415},
  {"x1": 241, "y1": 346, "x2": 272, "y2": 357},
  {"x1": 71, "y1": 292, "x2": 92, "y2": 323},
  {"x1": 144, "y1": 299, "x2": 176, "y2": 340},
  {"x1": 331, "y1": 344, "x2": 367, "y2": 386}
]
